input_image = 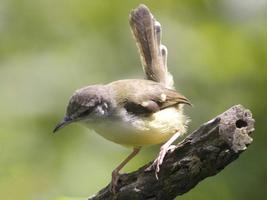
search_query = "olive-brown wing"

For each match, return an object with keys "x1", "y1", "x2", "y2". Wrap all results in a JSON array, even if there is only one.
[{"x1": 123, "y1": 86, "x2": 191, "y2": 116}]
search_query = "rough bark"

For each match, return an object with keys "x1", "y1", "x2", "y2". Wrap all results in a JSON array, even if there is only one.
[{"x1": 88, "y1": 104, "x2": 255, "y2": 200}]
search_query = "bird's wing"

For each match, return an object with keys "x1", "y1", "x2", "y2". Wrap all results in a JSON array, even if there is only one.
[
  {"x1": 123, "y1": 86, "x2": 191, "y2": 116},
  {"x1": 129, "y1": 4, "x2": 174, "y2": 89}
]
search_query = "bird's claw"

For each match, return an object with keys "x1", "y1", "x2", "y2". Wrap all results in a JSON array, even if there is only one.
[
  {"x1": 109, "y1": 170, "x2": 120, "y2": 193},
  {"x1": 145, "y1": 145, "x2": 176, "y2": 179}
]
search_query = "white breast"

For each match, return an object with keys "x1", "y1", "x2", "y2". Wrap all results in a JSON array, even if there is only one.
[{"x1": 82, "y1": 106, "x2": 189, "y2": 147}]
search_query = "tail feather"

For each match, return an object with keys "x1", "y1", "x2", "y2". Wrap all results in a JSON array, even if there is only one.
[{"x1": 129, "y1": 4, "x2": 174, "y2": 89}]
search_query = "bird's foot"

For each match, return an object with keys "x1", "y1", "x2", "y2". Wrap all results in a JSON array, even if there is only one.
[
  {"x1": 109, "y1": 169, "x2": 120, "y2": 193},
  {"x1": 145, "y1": 145, "x2": 176, "y2": 179}
]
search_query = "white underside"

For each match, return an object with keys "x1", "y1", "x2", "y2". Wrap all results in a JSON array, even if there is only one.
[{"x1": 82, "y1": 107, "x2": 189, "y2": 147}]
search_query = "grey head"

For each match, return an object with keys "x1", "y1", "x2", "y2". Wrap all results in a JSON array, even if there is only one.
[{"x1": 53, "y1": 85, "x2": 114, "y2": 133}]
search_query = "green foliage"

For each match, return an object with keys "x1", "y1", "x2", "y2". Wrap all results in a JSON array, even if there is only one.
[{"x1": 0, "y1": 0, "x2": 266, "y2": 200}]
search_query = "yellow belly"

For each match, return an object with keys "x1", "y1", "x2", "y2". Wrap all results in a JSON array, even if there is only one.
[{"x1": 83, "y1": 107, "x2": 188, "y2": 147}]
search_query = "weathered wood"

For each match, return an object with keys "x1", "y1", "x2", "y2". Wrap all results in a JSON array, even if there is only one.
[{"x1": 88, "y1": 104, "x2": 255, "y2": 200}]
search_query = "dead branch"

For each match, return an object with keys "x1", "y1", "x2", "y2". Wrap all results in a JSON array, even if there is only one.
[{"x1": 88, "y1": 104, "x2": 255, "y2": 200}]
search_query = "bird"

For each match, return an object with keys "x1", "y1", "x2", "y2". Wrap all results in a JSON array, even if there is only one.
[{"x1": 53, "y1": 4, "x2": 191, "y2": 193}]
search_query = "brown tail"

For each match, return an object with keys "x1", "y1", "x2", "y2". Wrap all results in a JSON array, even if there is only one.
[{"x1": 129, "y1": 4, "x2": 174, "y2": 89}]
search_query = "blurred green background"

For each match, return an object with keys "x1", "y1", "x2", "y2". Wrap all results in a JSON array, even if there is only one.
[{"x1": 0, "y1": 0, "x2": 266, "y2": 200}]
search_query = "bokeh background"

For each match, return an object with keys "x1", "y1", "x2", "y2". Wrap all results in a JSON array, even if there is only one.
[{"x1": 0, "y1": 0, "x2": 266, "y2": 200}]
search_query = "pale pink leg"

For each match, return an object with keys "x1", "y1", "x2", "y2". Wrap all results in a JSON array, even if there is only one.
[
  {"x1": 110, "y1": 147, "x2": 141, "y2": 193},
  {"x1": 147, "y1": 131, "x2": 181, "y2": 178}
]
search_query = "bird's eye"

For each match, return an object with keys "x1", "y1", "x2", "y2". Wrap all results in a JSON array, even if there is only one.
[{"x1": 78, "y1": 108, "x2": 92, "y2": 118}]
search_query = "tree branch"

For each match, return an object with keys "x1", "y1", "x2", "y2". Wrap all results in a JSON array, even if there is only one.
[{"x1": 88, "y1": 104, "x2": 255, "y2": 200}]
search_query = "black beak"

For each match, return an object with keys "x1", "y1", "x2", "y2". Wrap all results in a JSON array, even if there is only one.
[{"x1": 53, "y1": 116, "x2": 73, "y2": 133}]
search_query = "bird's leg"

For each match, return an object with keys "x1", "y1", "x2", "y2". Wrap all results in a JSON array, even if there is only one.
[
  {"x1": 110, "y1": 147, "x2": 141, "y2": 193},
  {"x1": 146, "y1": 131, "x2": 181, "y2": 178}
]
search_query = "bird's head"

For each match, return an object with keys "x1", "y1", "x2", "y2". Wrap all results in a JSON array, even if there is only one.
[{"x1": 53, "y1": 85, "x2": 113, "y2": 133}]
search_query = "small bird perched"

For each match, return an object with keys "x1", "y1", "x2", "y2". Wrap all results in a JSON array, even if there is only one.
[{"x1": 53, "y1": 4, "x2": 191, "y2": 193}]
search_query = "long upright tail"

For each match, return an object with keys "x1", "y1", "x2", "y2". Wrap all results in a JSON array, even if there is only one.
[{"x1": 129, "y1": 4, "x2": 174, "y2": 89}]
